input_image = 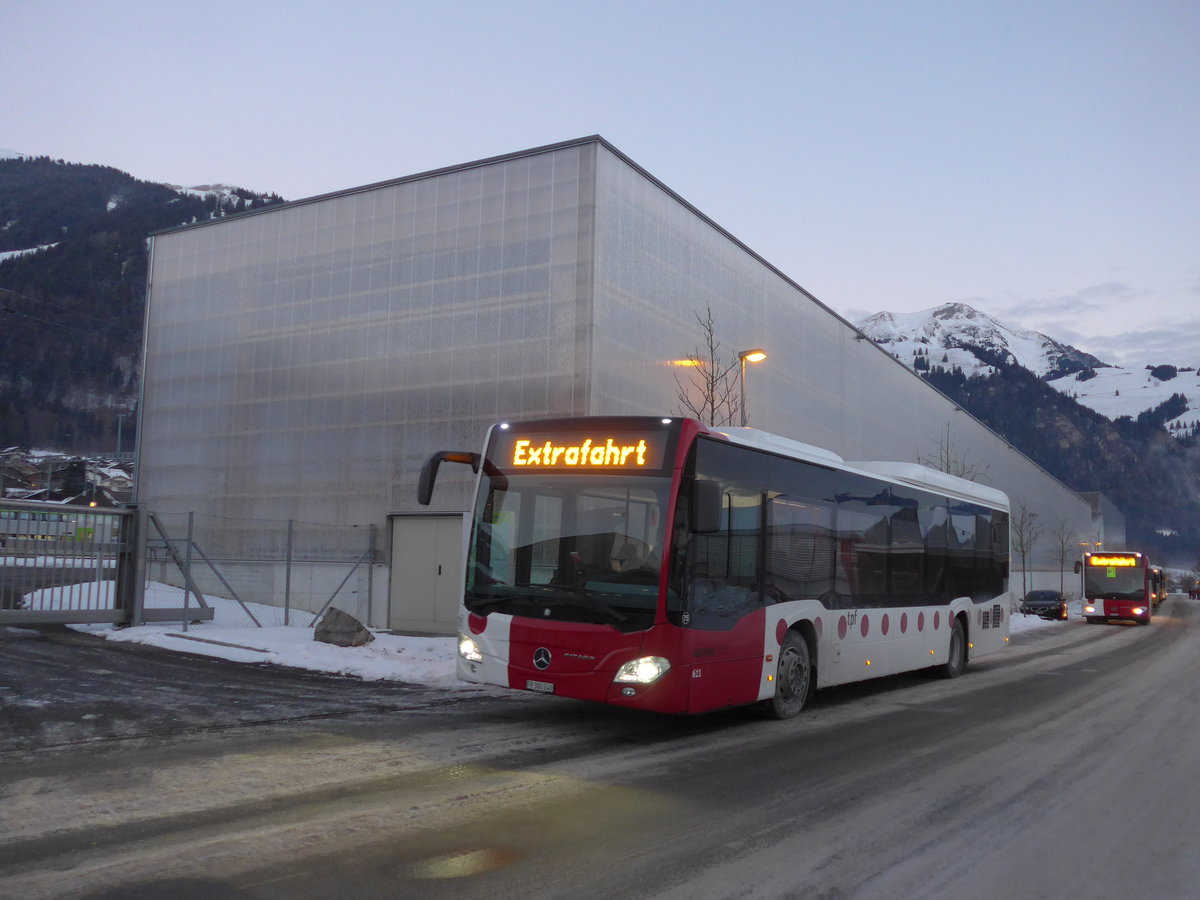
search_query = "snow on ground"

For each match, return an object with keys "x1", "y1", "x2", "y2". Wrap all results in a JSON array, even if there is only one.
[
  {"x1": 60, "y1": 582, "x2": 459, "y2": 687},
  {"x1": 5, "y1": 553, "x2": 116, "y2": 569},
  {"x1": 49, "y1": 582, "x2": 1070, "y2": 691}
]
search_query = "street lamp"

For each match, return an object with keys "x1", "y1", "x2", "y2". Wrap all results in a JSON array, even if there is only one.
[{"x1": 737, "y1": 349, "x2": 767, "y2": 427}]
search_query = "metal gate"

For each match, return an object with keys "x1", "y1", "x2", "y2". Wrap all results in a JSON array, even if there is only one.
[{"x1": 0, "y1": 499, "x2": 212, "y2": 626}]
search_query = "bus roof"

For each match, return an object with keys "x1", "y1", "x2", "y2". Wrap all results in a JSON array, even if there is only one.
[
  {"x1": 711, "y1": 426, "x2": 1008, "y2": 511},
  {"x1": 710, "y1": 426, "x2": 846, "y2": 468},
  {"x1": 848, "y1": 461, "x2": 1010, "y2": 511}
]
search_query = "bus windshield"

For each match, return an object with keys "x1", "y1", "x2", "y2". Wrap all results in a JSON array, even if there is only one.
[
  {"x1": 465, "y1": 473, "x2": 671, "y2": 633},
  {"x1": 1084, "y1": 565, "x2": 1144, "y2": 601}
]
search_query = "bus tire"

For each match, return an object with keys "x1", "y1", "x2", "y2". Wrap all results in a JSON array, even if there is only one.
[
  {"x1": 765, "y1": 630, "x2": 812, "y2": 719},
  {"x1": 937, "y1": 618, "x2": 967, "y2": 679},
  {"x1": 1085, "y1": 617, "x2": 1099, "y2": 625}
]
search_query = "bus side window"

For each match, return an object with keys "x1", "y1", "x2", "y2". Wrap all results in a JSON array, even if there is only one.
[
  {"x1": 689, "y1": 492, "x2": 759, "y2": 590},
  {"x1": 765, "y1": 496, "x2": 835, "y2": 603},
  {"x1": 671, "y1": 479, "x2": 764, "y2": 629},
  {"x1": 945, "y1": 501, "x2": 977, "y2": 601}
]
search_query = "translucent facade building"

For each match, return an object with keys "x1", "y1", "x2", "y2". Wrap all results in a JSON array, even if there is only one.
[{"x1": 138, "y1": 136, "x2": 1094, "y2": 632}]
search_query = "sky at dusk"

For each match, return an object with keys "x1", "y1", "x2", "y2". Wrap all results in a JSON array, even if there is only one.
[{"x1": 4, "y1": 0, "x2": 1197, "y2": 369}]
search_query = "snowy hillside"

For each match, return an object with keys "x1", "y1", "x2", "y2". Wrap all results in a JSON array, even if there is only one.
[
  {"x1": 1049, "y1": 366, "x2": 1200, "y2": 435},
  {"x1": 167, "y1": 183, "x2": 254, "y2": 203},
  {"x1": 857, "y1": 302, "x2": 1198, "y2": 435}
]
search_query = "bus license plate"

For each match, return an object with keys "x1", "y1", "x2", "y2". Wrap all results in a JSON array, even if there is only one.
[{"x1": 526, "y1": 679, "x2": 555, "y2": 693}]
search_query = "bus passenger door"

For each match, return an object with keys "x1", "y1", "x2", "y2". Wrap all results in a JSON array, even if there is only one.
[{"x1": 677, "y1": 490, "x2": 767, "y2": 713}]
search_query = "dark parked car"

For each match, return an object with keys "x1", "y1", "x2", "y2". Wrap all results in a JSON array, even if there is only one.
[{"x1": 1021, "y1": 589, "x2": 1069, "y2": 620}]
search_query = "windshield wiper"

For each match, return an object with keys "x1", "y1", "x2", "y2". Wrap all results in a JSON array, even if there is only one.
[
  {"x1": 467, "y1": 583, "x2": 630, "y2": 623},
  {"x1": 465, "y1": 594, "x2": 516, "y2": 612}
]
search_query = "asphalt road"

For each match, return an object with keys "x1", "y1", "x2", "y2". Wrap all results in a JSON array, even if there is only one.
[
  {"x1": 2, "y1": 599, "x2": 1198, "y2": 899},
  {"x1": 0, "y1": 624, "x2": 459, "y2": 751}
]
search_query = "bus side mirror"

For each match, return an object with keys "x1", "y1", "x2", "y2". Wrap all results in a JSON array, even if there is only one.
[
  {"x1": 417, "y1": 450, "x2": 480, "y2": 506},
  {"x1": 1073, "y1": 561, "x2": 1082, "y2": 574},
  {"x1": 691, "y1": 480, "x2": 723, "y2": 533}
]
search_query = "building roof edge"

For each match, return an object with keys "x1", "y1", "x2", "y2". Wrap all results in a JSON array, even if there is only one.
[{"x1": 149, "y1": 135, "x2": 612, "y2": 237}]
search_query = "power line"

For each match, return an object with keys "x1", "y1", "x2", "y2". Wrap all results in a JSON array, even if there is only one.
[
  {"x1": 0, "y1": 285, "x2": 124, "y2": 326},
  {"x1": 0, "y1": 285, "x2": 138, "y2": 340}
]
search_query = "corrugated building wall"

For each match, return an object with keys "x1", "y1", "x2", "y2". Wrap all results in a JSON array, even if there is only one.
[{"x1": 138, "y1": 136, "x2": 1095, "y2": 630}]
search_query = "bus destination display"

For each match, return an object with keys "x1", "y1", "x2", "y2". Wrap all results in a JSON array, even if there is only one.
[
  {"x1": 1087, "y1": 555, "x2": 1139, "y2": 567},
  {"x1": 493, "y1": 430, "x2": 667, "y2": 472}
]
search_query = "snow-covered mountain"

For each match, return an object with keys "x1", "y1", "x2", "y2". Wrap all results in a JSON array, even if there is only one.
[
  {"x1": 857, "y1": 302, "x2": 1199, "y2": 436},
  {"x1": 858, "y1": 302, "x2": 1105, "y2": 378}
]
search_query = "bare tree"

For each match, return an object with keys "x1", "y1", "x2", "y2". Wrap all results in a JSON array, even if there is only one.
[
  {"x1": 673, "y1": 305, "x2": 742, "y2": 426},
  {"x1": 1050, "y1": 518, "x2": 1078, "y2": 597},
  {"x1": 1011, "y1": 504, "x2": 1043, "y2": 600},
  {"x1": 919, "y1": 423, "x2": 990, "y2": 482}
]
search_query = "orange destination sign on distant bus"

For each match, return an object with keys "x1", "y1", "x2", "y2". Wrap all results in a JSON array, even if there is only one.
[{"x1": 1087, "y1": 554, "x2": 1139, "y2": 567}]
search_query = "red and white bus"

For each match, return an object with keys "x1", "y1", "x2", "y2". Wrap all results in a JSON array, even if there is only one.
[
  {"x1": 1080, "y1": 551, "x2": 1162, "y2": 624},
  {"x1": 419, "y1": 416, "x2": 1012, "y2": 718},
  {"x1": 1150, "y1": 566, "x2": 1167, "y2": 608}
]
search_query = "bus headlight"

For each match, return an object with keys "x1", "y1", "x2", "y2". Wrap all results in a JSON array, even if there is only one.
[
  {"x1": 613, "y1": 656, "x2": 671, "y2": 684},
  {"x1": 1133, "y1": 607, "x2": 1146, "y2": 616},
  {"x1": 1083, "y1": 604, "x2": 1096, "y2": 614},
  {"x1": 459, "y1": 635, "x2": 483, "y2": 663}
]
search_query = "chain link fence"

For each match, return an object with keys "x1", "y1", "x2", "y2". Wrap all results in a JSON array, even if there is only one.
[{"x1": 146, "y1": 512, "x2": 381, "y2": 629}]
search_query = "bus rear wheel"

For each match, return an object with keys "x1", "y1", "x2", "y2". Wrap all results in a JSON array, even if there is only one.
[
  {"x1": 765, "y1": 630, "x2": 812, "y2": 719},
  {"x1": 937, "y1": 618, "x2": 966, "y2": 679}
]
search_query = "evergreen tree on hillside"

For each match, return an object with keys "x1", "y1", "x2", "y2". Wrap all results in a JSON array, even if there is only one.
[{"x1": 922, "y1": 363, "x2": 1200, "y2": 566}]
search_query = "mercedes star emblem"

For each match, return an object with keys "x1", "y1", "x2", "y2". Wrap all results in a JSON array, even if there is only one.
[{"x1": 533, "y1": 647, "x2": 552, "y2": 670}]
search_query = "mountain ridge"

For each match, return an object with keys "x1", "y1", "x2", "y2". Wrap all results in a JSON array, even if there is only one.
[{"x1": 857, "y1": 302, "x2": 1199, "y2": 436}]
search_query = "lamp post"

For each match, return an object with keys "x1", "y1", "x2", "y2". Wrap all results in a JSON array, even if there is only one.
[{"x1": 737, "y1": 349, "x2": 767, "y2": 427}]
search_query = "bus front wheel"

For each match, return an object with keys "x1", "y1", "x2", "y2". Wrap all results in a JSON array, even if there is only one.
[
  {"x1": 765, "y1": 630, "x2": 812, "y2": 719},
  {"x1": 938, "y1": 618, "x2": 967, "y2": 679}
]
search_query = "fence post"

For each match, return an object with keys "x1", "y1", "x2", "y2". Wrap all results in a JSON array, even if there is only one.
[
  {"x1": 182, "y1": 511, "x2": 194, "y2": 632},
  {"x1": 285, "y1": 518, "x2": 294, "y2": 626},
  {"x1": 367, "y1": 523, "x2": 378, "y2": 626},
  {"x1": 122, "y1": 504, "x2": 148, "y2": 626}
]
